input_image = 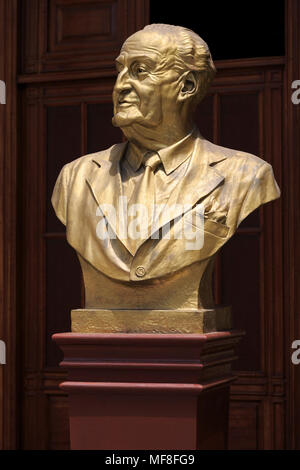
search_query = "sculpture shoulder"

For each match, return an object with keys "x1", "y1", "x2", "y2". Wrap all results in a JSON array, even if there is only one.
[
  {"x1": 203, "y1": 139, "x2": 270, "y2": 174},
  {"x1": 201, "y1": 139, "x2": 280, "y2": 229},
  {"x1": 203, "y1": 139, "x2": 280, "y2": 194},
  {"x1": 58, "y1": 142, "x2": 125, "y2": 180},
  {"x1": 51, "y1": 142, "x2": 125, "y2": 226}
]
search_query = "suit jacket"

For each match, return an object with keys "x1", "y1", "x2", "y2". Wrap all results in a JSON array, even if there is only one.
[{"x1": 51, "y1": 132, "x2": 280, "y2": 284}]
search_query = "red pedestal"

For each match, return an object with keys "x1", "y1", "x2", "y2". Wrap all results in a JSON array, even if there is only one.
[{"x1": 53, "y1": 331, "x2": 243, "y2": 450}]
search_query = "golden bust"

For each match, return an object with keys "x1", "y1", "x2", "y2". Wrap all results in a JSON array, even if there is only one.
[{"x1": 52, "y1": 24, "x2": 280, "y2": 333}]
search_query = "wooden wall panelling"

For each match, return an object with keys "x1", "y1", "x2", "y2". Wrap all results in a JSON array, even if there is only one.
[
  {"x1": 218, "y1": 88, "x2": 261, "y2": 373},
  {"x1": 43, "y1": 369, "x2": 70, "y2": 450},
  {"x1": 21, "y1": 0, "x2": 149, "y2": 76},
  {"x1": 285, "y1": 0, "x2": 300, "y2": 450},
  {"x1": 21, "y1": 92, "x2": 78, "y2": 448},
  {"x1": 21, "y1": 86, "x2": 48, "y2": 449},
  {"x1": 261, "y1": 69, "x2": 284, "y2": 450},
  {"x1": 228, "y1": 401, "x2": 261, "y2": 450},
  {"x1": 206, "y1": 60, "x2": 284, "y2": 449},
  {"x1": 0, "y1": 0, "x2": 19, "y2": 450}
]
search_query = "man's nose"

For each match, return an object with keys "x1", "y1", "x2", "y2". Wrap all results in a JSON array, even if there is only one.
[{"x1": 114, "y1": 68, "x2": 132, "y2": 94}]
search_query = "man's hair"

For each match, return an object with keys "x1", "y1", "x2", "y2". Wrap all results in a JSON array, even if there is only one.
[{"x1": 143, "y1": 24, "x2": 216, "y2": 104}]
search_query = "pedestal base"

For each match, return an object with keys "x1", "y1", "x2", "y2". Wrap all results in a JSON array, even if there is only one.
[
  {"x1": 71, "y1": 306, "x2": 232, "y2": 333},
  {"x1": 53, "y1": 331, "x2": 243, "y2": 450}
]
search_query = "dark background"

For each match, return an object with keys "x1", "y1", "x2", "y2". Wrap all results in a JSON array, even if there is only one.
[{"x1": 150, "y1": 0, "x2": 285, "y2": 59}]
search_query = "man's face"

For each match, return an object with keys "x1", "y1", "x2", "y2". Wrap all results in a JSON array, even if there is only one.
[{"x1": 112, "y1": 30, "x2": 181, "y2": 129}]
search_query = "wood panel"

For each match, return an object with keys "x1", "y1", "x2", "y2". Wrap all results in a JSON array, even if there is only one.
[
  {"x1": 0, "y1": 0, "x2": 18, "y2": 450},
  {"x1": 285, "y1": 0, "x2": 300, "y2": 450},
  {"x1": 198, "y1": 61, "x2": 284, "y2": 449},
  {"x1": 229, "y1": 401, "x2": 261, "y2": 450},
  {"x1": 21, "y1": 0, "x2": 149, "y2": 74},
  {"x1": 51, "y1": 0, "x2": 114, "y2": 48}
]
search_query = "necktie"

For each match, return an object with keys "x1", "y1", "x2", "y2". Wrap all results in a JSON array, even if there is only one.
[{"x1": 127, "y1": 151, "x2": 161, "y2": 253}]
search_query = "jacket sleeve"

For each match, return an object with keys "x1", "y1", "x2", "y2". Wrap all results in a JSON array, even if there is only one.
[
  {"x1": 51, "y1": 164, "x2": 69, "y2": 226},
  {"x1": 237, "y1": 162, "x2": 280, "y2": 227}
]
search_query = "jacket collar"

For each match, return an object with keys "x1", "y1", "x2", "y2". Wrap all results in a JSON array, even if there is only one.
[{"x1": 125, "y1": 127, "x2": 198, "y2": 175}]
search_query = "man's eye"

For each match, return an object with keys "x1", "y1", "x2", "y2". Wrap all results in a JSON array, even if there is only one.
[{"x1": 132, "y1": 63, "x2": 147, "y2": 76}]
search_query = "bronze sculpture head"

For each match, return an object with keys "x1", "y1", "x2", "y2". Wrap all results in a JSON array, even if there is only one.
[{"x1": 112, "y1": 24, "x2": 216, "y2": 149}]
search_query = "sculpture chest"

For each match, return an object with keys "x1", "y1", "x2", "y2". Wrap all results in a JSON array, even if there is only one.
[{"x1": 71, "y1": 254, "x2": 231, "y2": 333}]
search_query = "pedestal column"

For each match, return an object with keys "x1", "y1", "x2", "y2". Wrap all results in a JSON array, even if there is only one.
[{"x1": 53, "y1": 330, "x2": 243, "y2": 450}]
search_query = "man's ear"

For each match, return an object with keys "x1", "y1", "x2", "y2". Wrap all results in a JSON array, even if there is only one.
[{"x1": 178, "y1": 71, "x2": 198, "y2": 101}]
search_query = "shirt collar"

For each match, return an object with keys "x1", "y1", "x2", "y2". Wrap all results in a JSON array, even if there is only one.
[{"x1": 125, "y1": 127, "x2": 198, "y2": 175}]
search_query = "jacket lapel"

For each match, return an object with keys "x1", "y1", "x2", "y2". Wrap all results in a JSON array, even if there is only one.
[{"x1": 85, "y1": 142, "x2": 128, "y2": 239}]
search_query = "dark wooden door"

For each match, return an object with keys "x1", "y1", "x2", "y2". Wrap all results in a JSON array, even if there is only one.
[{"x1": 0, "y1": 0, "x2": 294, "y2": 449}]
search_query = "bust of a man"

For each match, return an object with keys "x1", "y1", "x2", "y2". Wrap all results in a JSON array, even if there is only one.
[{"x1": 52, "y1": 24, "x2": 280, "y2": 333}]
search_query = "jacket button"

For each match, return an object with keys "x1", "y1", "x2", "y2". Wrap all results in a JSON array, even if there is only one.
[{"x1": 135, "y1": 266, "x2": 146, "y2": 277}]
